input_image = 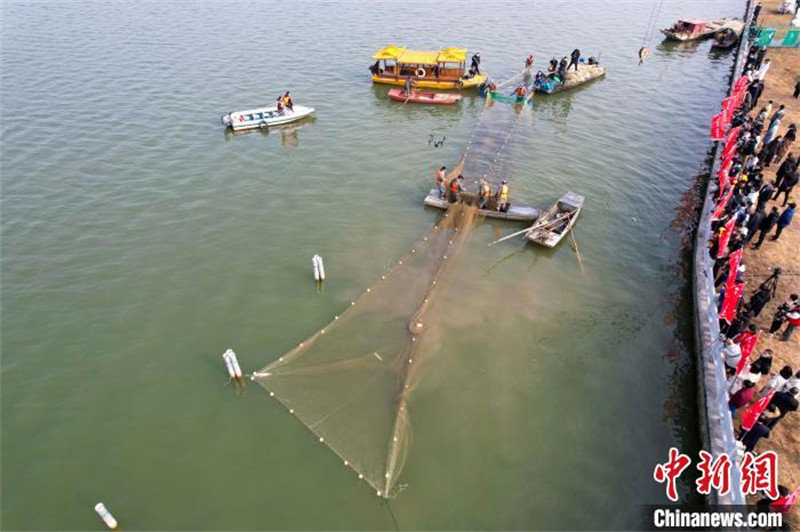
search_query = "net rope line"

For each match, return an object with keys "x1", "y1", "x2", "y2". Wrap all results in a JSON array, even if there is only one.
[{"x1": 254, "y1": 94, "x2": 527, "y2": 498}]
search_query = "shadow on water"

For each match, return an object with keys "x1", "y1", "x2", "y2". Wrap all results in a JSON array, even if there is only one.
[{"x1": 222, "y1": 116, "x2": 316, "y2": 144}]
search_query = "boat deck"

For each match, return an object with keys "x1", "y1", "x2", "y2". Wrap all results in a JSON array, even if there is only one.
[{"x1": 423, "y1": 189, "x2": 540, "y2": 221}]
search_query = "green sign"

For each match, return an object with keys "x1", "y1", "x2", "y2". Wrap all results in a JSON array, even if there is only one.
[
  {"x1": 757, "y1": 28, "x2": 776, "y2": 46},
  {"x1": 782, "y1": 29, "x2": 799, "y2": 47}
]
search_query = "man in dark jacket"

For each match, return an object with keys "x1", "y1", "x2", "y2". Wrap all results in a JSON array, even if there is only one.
[
  {"x1": 568, "y1": 48, "x2": 580, "y2": 71},
  {"x1": 470, "y1": 53, "x2": 481, "y2": 74},
  {"x1": 748, "y1": 284, "x2": 773, "y2": 318},
  {"x1": 746, "y1": 204, "x2": 767, "y2": 243},
  {"x1": 741, "y1": 416, "x2": 771, "y2": 452},
  {"x1": 771, "y1": 203, "x2": 796, "y2": 241},
  {"x1": 757, "y1": 182, "x2": 774, "y2": 211},
  {"x1": 753, "y1": 206, "x2": 780, "y2": 249},
  {"x1": 773, "y1": 172, "x2": 798, "y2": 206},
  {"x1": 775, "y1": 154, "x2": 797, "y2": 190},
  {"x1": 768, "y1": 388, "x2": 799, "y2": 420}
]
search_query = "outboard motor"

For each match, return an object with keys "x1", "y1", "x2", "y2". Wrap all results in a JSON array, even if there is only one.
[{"x1": 220, "y1": 113, "x2": 232, "y2": 127}]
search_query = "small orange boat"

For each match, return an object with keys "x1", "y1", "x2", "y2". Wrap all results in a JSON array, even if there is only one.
[{"x1": 387, "y1": 88, "x2": 461, "y2": 105}]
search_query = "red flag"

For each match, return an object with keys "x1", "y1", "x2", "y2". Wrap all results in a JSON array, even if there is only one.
[
  {"x1": 734, "y1": 75, "x2": 749, "y2": 93},
  {"x1": 741, "y1": 389, "x2": 776, "y2": 432},
  {"x1": 717, "y1": 218, "x2": 737, "y2": 258},
  {"x1": 733, "y1": 88, "x2": 746, "y2": 109},
  {"x1": 718, "y1": 169, "x2": 730, "y2": 191},
  {"x1": 721, "y1": 149, "x2": 736, "y2": 175},
  {"x1": 719, "y1": 282, "x2": 745, "y2": 324},
  {"x1": 723, "y1": 126, "x2": 741, "y2": 157},
  {"x1": 771, "y1": 486, "x2": 800, "y2": 513},
  {"x1": 722, "y1": 96, "x2": 736, "y2": 112},
  {"x1": 712, "y1": 188, "x2": 733, "y2": 220},
  {"x1": 711, "y1": 111, "x2": 727, "y2": 140},
  {"x1": 734, "y1": 331, "x2": 760, "y2": 376},
  {"x1": 725, "y1": 248, "x2": 744, "y2": 290}
]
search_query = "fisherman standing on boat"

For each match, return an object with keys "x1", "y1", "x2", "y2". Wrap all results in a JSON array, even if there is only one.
[
  {"x1": 477, "y1": 178, "x2": 491, "y2": 209},
  {"x1": 436, "y1": 166, "x2": 447, "y2": 198},
  {"x1": 568, "y1": 49, "x2": 580, "y2": 71},
  {"x1": 449, "y1": 175, "x2": 464, "y2": 203},
  {"x1": 276, "y1": 96, "x2": 285, "y2": 115},
  {"x1": 471, "y1": 52, "x2": 481, "y2": 74},
  {"x1": 496, "y1": 180, "x2": 509, "y2": 212},
  {"x1": 557, "y1": 57, "x2": 568, "y2": 80},
  {"x1": 404, "y1": 76, "x2": 413, "y2": 96}
]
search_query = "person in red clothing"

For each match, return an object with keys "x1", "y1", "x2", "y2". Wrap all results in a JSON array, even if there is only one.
[
  {"x1": 781, "y1": 305, "x2": 800, "y2": 342},
  {"x1": 729, "y1": 380, "x2": 756, "y2": 417}
]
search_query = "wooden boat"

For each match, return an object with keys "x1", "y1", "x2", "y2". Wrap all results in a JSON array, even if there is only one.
[
  {"x1": 423, "y1": 189, "x2": 540, "y2": 222},
  {"x1": 526, "y1": 192, "x2": 584, "y2": 248},
  {"x1": 661, "y1": 18, "x2": 740, "y2": 41},
  {"x1": 533, "y1": 64, "x2": 606, "y2": 94},
  {"x1": 221, "y1": 105, "x2": 314, "y2": 131},
  {"x1": 387, "y1": 88, "x2": 461, "y2": 105},
  {"x1": 711, "y1": 21, "x2": 745, "y2": 49},
  {"x1": 370, "y1": 45, "x2": 487, "y2": 90}
]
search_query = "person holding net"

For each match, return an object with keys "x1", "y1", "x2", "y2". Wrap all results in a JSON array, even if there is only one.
[{"x1": 495, "y1": 180, "x2": 509, "y2": 212}]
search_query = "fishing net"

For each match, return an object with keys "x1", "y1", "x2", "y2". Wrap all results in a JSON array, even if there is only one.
[
  {"x1": 253, "y1": 93, "x2": 525, "y2": 498},
  {"x1": 254, "y1": 201, "x2": 477, "y2": 497}
]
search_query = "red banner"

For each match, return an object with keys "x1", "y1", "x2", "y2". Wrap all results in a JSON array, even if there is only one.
[
  {"x1": 726, "y1": 248, "x2": 744, "y2": 291},
  {"x1": 711, "y1": 111, "x2": 727, "y2": 140},
  {"x1": 722, "y1": 96, "x2": 736, "y2": 112},
  {"x1": 712, "y1": 189, "x2": 733, "y2": 221},
  {"x1": 721, "y1": 149, "x2": 736, "y2": 176},
  {"x1": 734, "y1": 75, "x2": 749, "y2": 93},
  {"x1": 719, "y1": 281, "x2": 745, "y2": 324},
  {"x1": 717, "y1": 217, "x2": 737, "y2": 259},
  {"x1": 738, "y1": 330, "x2": 760, "y2": 361},
  {"x1": 723, "y1": 126, "x2": 741, "y2": 157},
  {"x1": 733, "y1": 329, "x2": 760, "y2": 376},
  {"x1": 718, "y1": 169, "x2": 730, "y2": 191},
  {"x1": 733, "y1": 87, "x2": 746, "y2": 109},
  {"x1": 741, "y1": 389, "x2": 775, "y2": 431},
  {"x1": 771, "y1": 486, "x2": 800, "y2": 513}
]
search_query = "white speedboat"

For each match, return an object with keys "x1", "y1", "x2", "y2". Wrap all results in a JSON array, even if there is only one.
[{"x1": 221, "y1": 105, "x2": 315, "y2": 131}]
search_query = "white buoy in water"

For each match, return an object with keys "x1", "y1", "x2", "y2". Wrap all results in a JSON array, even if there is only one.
[
  {"x1": 223, "y1": 349, "x2": 243, "y2": 380},
  {"x1": 222, "y1": 349, "x2": 236, "y2": 379},
  {"x1": 312, "y1": 254, "x2": 325, "y2": 282},
  {"x1": 94, "y1": 502, "x2": 118, "y2": 530},
  {"x1": 227, "y1": 349, "x2": 243, "y2": 379}
]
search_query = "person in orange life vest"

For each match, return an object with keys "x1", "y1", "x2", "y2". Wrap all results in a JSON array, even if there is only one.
[
  {"x1": 515, "y1": 85, "x2": 526, "y2": 102},
  {"x1": 496, "y1": 180, "x2": 509, "y2": 212},
  {"x1": 477, "y1": 178, "x2": 491, "y2": 209},
  {"x1": 435, "y1": 166, "x2": 447, "y2": 198},
  {"x1": 448, "y1": 175, "x2": 464, "y2": 203},
  {"x1": 282, "y1": 91, "x2": 293, "y2": 112}
]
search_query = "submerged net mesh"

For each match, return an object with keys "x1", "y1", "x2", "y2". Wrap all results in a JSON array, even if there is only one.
[
  {"x1": 254, "y1": 94, "x2": 525, "y2": 498},
  {"x1": 254, "y1": 204, "x2": 477, "y2": 497}
]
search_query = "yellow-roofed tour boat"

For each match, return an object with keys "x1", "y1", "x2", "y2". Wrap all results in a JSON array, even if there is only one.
[{"x1": 369, "y1": 45, "x2": 487, "y2": 90}]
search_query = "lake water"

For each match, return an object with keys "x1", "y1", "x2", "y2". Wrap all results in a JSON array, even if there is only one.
[{"x1": 1, "y1": 1, "x2": 744, "y2": 529}]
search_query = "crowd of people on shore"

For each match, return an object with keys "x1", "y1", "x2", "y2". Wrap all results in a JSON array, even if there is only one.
[{"x1": 703, "y1": 24, "x2": 799, "y2": 515}]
